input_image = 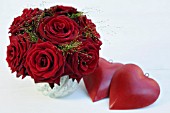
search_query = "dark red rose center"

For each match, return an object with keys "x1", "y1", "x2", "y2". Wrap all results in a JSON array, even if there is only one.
[
  {"x1": 40, "y1": 57, "x2": 48, "y2": 67},
  {"x1": 8, "y1": 46, "x2": 16, "y2": 60},
  {"x1": 55, "y1": 22, "x2": 65, "y2": 31},
  {"x1": 80, "y1": 61, "x2": 88, "y2": 71},
  {"x1": 9, "y1": 49, "x2": 14, "y2": 58},
  {"x1": 34, "y1": 51, "x2": 54, "y2": 72}
]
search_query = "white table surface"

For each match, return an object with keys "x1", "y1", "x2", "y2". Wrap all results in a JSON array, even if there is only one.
[{"x1": 0, "y1": 0, "x2": 170, "y2": 113}]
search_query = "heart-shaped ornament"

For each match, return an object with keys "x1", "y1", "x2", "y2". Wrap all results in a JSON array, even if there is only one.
[
  {"x1": 83, "y1": 58, "x2": 124, "y2": 102},
  {"x1": 109, "y1": 64, "x2": 160, "y2": 109}
]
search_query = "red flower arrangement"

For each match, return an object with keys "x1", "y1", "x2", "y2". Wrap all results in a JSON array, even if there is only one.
[{"x1": 6, "y1": 5, "x2": 102, "y2": 86}]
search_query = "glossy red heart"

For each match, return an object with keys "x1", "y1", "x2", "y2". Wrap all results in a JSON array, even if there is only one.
[
  {"x1": 109, "y1": 64, "x2": 160, "y2": 109},
  {"x1": 83, "y1": 58, "x2": 124, "y2": 102}
]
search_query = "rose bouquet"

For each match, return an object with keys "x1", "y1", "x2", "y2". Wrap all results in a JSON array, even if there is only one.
[{"x1": 6, "y1": 5, "x2": 102, "y2": 90}]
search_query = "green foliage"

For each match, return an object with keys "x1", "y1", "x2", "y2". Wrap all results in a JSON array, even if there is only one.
[
  {"x1": 58, "y1": 41, "x2": 82, "y2": 52},
  {"x1": 29, "y1": 32, "x2": 38, "y2": 42},
  {"x1": 68, "y1": 12, "x2": 83, "y2": 19},
  {"x1": 25, "y1": 28, "x2": 38, "y2": 42}
]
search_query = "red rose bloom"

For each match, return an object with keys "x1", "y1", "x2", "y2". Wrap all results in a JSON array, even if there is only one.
[
  {"x1": 78, "y1": 36, "x2": 102, "y2": 50},
  {"x1": 6, "y1": 33, "x2": 31, "y2": 78},
  {"x1": 37, "y1": 15, "x2": 79, "y2": 44},
  {"x1": 25, "y1": 41, "x2": 65, "y2": 84},
  {"x1": 66, "y1": 41, "x2": 99, "y2": 81},
  {"x1": 49, "y1": 5, "x2": 77, "y2": 15},
  {"x1": 9, "y1": 8, "x2": 42, "y2": 35},
  {"x1": 78, "y1": 15, "x2": 100, "y2": 38}
]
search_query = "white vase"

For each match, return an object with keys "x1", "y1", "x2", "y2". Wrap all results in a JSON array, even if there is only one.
[{"x1": 36, "y1": 75, "x2": 79, "y2": 98}]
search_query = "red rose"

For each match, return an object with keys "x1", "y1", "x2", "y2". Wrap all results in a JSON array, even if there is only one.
[
  {"x1": 37, "y1": 15, "x2": 79, "y2": 44},
  {"x1": 90, "y1": 38, "x2": 102, "y2": 50},
  {"x1": 78, "y1": 15, "x2": 100, "y2": 38},
  {"x1": 49, "y1": 5, "x2": 77, "y2": 15},
  {"x1": 9, "y1": 8, "x2": 42, "y2": 35},
  {"x1": 65, "y1": 41, "x2": 99, "y2": 81},
  {"x1": 25, "y1": 41, "x2": 65, "y2": 84},
  {"x1": 78, "y1": 36, "x2": 102, "y2": 50},
  {"x1": 6, "y1": 33, "x2": 31, "y2": 78}
]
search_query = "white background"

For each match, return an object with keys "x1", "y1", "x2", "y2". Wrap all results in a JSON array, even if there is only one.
[{"x1": 0, "y1": 0, "x2": 170, "y2": 113}]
